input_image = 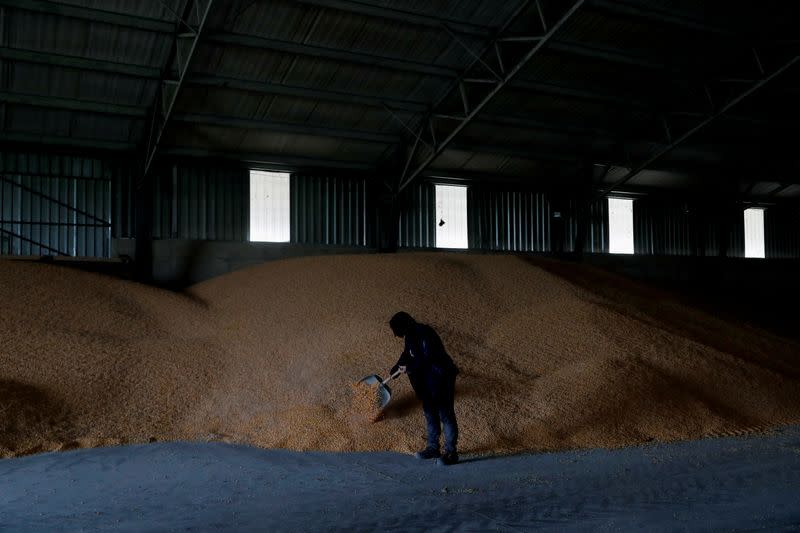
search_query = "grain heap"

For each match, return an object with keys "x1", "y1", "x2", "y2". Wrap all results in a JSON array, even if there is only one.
[{"x1": 1, "y1": 253, "x2": 799, "y2": 458}]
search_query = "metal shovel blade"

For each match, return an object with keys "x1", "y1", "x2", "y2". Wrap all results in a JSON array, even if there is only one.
[{"x1": 358, "y1": 374, "x2": 392, "y2": 409}]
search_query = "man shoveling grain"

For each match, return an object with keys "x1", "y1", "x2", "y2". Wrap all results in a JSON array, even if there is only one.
[{"x1": 388, "y1": 312, "x2": 460, "y2": 465}]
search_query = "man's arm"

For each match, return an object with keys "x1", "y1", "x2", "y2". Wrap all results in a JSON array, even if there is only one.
[{"x1": 390, "y1": 350, "x2": 411, "y2": 375}]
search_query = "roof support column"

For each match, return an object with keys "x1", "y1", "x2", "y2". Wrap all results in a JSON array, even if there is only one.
[{"x1": 136, "y1": 0, "x2": 214, "y2": 280}]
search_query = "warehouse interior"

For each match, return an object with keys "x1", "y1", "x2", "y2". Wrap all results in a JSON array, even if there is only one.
[{"x1": 1, "y1": 0, "x2": 800, "y2": 530}]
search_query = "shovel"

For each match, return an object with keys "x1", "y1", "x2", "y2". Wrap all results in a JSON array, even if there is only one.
[{"x1": 358, "y1": 369, "x2": 403, "y2": 410}]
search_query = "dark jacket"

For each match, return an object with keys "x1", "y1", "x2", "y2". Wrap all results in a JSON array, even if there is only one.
[{"x1": 390, "y1": 323, "x2": 458, "y2": 399}]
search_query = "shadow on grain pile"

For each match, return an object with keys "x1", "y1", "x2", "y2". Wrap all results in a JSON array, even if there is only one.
[{"x1": 1, "y1": 253, "x2": 799, "y2": 458}]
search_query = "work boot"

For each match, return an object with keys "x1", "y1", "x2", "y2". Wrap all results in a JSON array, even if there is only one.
[
  {"x1": 439, "y1": 451, "x2": 459, "y2": 466},
  {"x1": 414, "y1": 447, "x2": 441, "y2": 460}
]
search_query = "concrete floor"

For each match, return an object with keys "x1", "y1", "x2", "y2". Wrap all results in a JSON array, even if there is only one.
[{"x1": 2, "y1": 427, "x2": 800, "y2": 532}]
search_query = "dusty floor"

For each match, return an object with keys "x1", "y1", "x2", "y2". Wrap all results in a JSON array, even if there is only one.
[
  {"x1": 1, "y1": 253, "x2": 799, "y2": 457},
  {"x1": 1, "y1": 427, "x2": 799, "y2": 531}
]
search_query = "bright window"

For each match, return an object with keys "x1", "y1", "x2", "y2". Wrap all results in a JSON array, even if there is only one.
[
  {"x1": 608, "y1": 197, "x2": 634, "y2": 254},
  {"x1": 744, "y1": 207, "x2": 765, "y2": 258},
  {"x1": 249, "y1": 170, "x2": 290, "y2": 242},
  {"x1": 435, "y1": 184, "x2": 468, "y2": 249}
]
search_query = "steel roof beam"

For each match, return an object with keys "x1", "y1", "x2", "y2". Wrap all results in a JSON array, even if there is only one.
[
  {"x1": 141, "y1": 0, "x2": 214, "y2": 181},
  {"x1": 0, "y1": 131, "x2": 135, "y2": 150},
  {"x1": 510, "y1": 79, "x2": 650, "y2": 108},
  {"x1": 548, "y1": 40, "x2": 675, "y2": 72},
  {"x1": 0, "y1": 46, "x2": 160, "y2": 78},
  {"x1": 398, "y1": 0, "x2": 587, "y2": 192},
  {"x1": 205, "y1": 32, "x2": 458, "y2": 78},
  {"x1": 186, "y1": 75, "x2": 429, "y2": 113},
  {"x1": 460, "y1": 112, "x2": 621, "y2": 138},
  {"x1": 600, "y1": 55, "x2": 800, "y2": 196},
  {"x1": 0, "y1": 91, "x2": 147, "y2": 117},
  {"x1": 290, "y1": 0, "x2": 492, "y2": 39},
  {"x1": 0, "y1": 0, "x2": 174, "y2": 33},
  {"x1": 161, "y1": 147, "x2": 372, "y2": 171},
  {"x1": 205, "y1": 32, "x2": 700, "y2": 80},
  {"x1": 586, "y1": 0, "x2": 735, "y2": 36},
  {"x1": 192, "y1": 73, "x2": 783, "y2": 131},
  {"x1": 448, "y1": 142, "x2": 580, "y2": 164},
  {"x1": 172, "y1": 113, "x2": 401, "y2": 144}
]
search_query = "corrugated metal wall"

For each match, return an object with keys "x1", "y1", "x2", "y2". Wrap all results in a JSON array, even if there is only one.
[
  {"x1": 291, "y1": 174, "x2": 367, "y2": 246},
  {"x1": 468, "y1": 188, "x2": 551, "y2": 251},
  {"x1": 634, "y1": 198, "x2": 693, "y2": 256},
  {"x1": 563, "y1": 198, "x2": 607, "y2": 253},
  {"x1": 3, "y1": 151, "x2": 798, "y2": 261},
  {"x1": 587, "y1": 199, "x2": 608, "y2": 253},
  {"x1": 112, "y1": 165, "x2": 136, "y2": 239},
  {"x1": 398, "y1": 182, "x2": 435, "y2": 248},
  {"x1": 698, "y1": 205, "x2": 745, "y2": 258},
  {"x1": 765, "y1": 206, "x2": 800, "y2": 259},
  {"x1": 728, "y1": 209, "x2": 745, "y2": 258},
  {"x1": 151, "y1": 164, "x2": 248, "y2": 241},
  {"x1": 0, "y1": 151, "x2": 118, "y2": 257}
]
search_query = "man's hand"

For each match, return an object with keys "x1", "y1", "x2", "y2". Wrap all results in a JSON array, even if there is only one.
[{"x1": 397, "y1": 365, "x2": 407, "y2": 374}]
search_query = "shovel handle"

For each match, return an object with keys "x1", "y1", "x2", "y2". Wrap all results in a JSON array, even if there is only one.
[{"x1": 381, "y1": 369, "x2": 404, "y2": 386}]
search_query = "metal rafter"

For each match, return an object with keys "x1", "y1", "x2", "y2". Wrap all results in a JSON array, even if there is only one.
[
  {"x1": 600, "y1": 55, "x2": 800, "y2": 196},
  {"x1": 290, "y1": 0, "x2": 492, "y2": 39},
  {"x1": 0, "y1": 46, "x2": 160, "y2": 78},
  {"x1": 0, "y1": 0, "x2": 173, "y2": 32},
  {"x1": 768, "y1": 183, "x2": 795, "y2": 198},
  {"x1": 187, "y1": 73, "x2": 796, "y2": 132},
  {"x1": 586, "y1": 0, "x2": 734, "y2": 36},
  {"x1": 162, "y1": 147, "x2": 372, "y2": 171},
  {"x1": 171, "y1": 112, "x2": 401, "y2": 144},
  {"x1": 448, "y1": 142, "x2": 580, "y2": 164},
  {"x1": 0, "y1": 131, "x2": 135, "y2": 150},
  {"x1": 188, "y1": 75, "x2": 429, "y2": 112},
  {"x1": 141, "y1": 0, "x2": 214, "y2": 183},
  {"x1": 0, "y1": 91, "x2": 146, "y2": 117},
  {"x1": 205, "y1": 32, "x2": 458, "y2": 78},
  {"x1": 397, "y1": 0, "x2": 586, "y2": 192},
  {"x1": 204, "y1": 32, "x2": 707, "y2": 81}
]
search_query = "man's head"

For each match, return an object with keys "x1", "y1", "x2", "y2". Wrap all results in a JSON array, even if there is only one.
[{"x1": 389, "y1": 311, "x2": 416, "y2": 338}]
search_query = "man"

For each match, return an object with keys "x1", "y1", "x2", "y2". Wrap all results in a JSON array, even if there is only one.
[{"x1": 388, "y1": 311, "x2": 460, "y2": 465}]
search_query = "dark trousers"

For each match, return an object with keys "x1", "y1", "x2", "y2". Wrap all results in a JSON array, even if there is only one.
[{"x1": 421, "y1": 373, "x2": 458, "y2": 453}]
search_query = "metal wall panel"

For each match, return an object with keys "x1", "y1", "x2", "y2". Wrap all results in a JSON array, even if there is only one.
[
  {"x1": 634, "y1": 198, "x2": 693, "y2": 256},
  {"x1": 152, "y1": 164, "x2": 248, "y2": 241},
  {"x1": 291, "y1": 174, "x2": 367, "y2": 246},
  {"x1": 562, "y1": 198, "x2": 607, "y2": 253},
  {"x1": 468, "y1": 187, "x2": 551, "y2": 252},
  {"x1": 398, "y1": 182, "x2": 435, "y2": 248},
  {"x1": 587, "y1": 199, "x2": 608, "y2": 254},
  {"x1": 728, "y1": 209, "x2": 745, "y2": 258},
  {"x1": 701, "y1": 206, "x2": 745, "y2": 258},
  {"x1": 0, "y1": 151, "x2": 116, "y2": 257},
  {"x1": 112, "y1": 164, "x2": 135, "y2": 239},
  {"x1": 765, "y1": 206, "x2": 800, "y2": 259}
]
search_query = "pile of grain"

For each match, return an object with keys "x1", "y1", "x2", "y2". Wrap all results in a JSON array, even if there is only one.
[{"x1": 1, "y1": 253, "x2": 799, "y2": 458}]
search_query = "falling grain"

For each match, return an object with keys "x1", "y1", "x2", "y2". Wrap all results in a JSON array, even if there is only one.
[{"x1": 350, "y1": 382, "x2": 383, "y2": 422}]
